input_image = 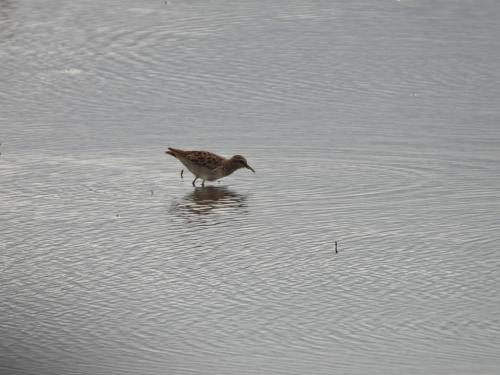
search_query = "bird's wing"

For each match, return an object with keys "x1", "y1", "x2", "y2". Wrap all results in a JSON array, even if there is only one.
[{"x1": 184, "y1": 151, "x2": 225, "y2": 170}]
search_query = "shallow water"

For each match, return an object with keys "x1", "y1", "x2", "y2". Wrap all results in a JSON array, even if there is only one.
[{"x1": 1, "y1": 0, "x2": 500, "y2": 374}]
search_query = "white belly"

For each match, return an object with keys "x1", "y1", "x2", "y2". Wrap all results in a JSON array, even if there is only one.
[{"x1": 181, "y1": 160, "x2": 224, "y2": 181}]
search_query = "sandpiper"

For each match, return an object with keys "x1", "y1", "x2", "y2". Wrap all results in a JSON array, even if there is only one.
[{"x1": 166, "y1": 147, "x2": 255, "y2": 187}]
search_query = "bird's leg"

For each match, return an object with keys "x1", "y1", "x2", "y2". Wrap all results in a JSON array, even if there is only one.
[
  {"x1": 192, "y1": 177, "x2": 198, "y2": 187},
  {"x1": 181, "y1": 169, "x2": 184, "y2": 179},
  {"x1": 201, "y1": 180, "x2": 205, "y2": 187}
]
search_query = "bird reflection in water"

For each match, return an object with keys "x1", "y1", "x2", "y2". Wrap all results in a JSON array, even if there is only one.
[{"x1": 171, "y1": 186, "x2": 247, "y2": 217}]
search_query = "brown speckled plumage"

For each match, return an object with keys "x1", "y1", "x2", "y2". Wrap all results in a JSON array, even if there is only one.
[{"x1": 166, "y1": 147, "x2": 255, "y2": 187}]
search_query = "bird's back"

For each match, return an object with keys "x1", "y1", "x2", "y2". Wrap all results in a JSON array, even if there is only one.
[{"x1": 166, "y1": 148, "x2": 226, "y2": 179}]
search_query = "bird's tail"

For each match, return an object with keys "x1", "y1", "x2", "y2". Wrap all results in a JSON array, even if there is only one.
[{"x1": 165, "y1": 147, "x2": 185, "y2": 158}]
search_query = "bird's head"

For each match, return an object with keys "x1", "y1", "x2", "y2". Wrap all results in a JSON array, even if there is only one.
[{"x1": 230, "y1": 155, "x2": 255, "y2": 173}]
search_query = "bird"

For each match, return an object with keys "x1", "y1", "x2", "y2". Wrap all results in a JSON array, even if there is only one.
[{"x1": 165, "y1": 147, "x2": 255, "y2": 187}]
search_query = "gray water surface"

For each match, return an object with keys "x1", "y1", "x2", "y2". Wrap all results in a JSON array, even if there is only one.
[{"x1": 1, "y1": 0, "x2": 500, "y2": 374}]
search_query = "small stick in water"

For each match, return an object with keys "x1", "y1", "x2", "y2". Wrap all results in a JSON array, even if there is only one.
[
  {"x1": 180, "y1": 169, "x2": 184, "y2": 179},
  {"x1": 335, "y1": 241, "x2": 338, "y2": 254}
]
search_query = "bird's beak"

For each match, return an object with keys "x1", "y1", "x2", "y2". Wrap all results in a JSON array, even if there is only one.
[{"x1": 246, "y1": 164, "x2": 255, "y2": 173}]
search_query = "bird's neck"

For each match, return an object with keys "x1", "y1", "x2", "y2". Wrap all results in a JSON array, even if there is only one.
[{"x1": 223, "y1": 160, "x2": 239, "y2": 176}]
